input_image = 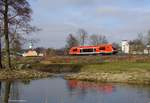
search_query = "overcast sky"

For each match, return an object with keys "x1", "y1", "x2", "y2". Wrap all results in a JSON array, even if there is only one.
[{"x1": 28, "y1": 0, "x2": 150, "y2": 48}]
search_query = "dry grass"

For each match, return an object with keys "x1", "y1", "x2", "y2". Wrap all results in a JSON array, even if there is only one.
[
  {"x1": 81, "y1": 62, "x2": 150, "y2": 73},
  {"x1": 0, "y1": 69, "x2": 50, "y2": 80}
]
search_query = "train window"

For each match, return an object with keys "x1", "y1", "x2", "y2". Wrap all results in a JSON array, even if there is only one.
[
  {"x1": 82, "y1": 49, "x2": 94, "y2": 52},
  {"x1": 73, "y1": 48, "x2": 77, "y2": 52},
  {"x1": 80, "y1": 49, "x2": 82, "y2": 52},
  {"x1": 99, "y1": 47, "x2": 105, "y2": 50}
]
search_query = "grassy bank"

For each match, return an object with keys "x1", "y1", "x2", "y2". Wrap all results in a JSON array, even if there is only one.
[
  {"x1": 65, "y1": 62, "x2": 150, "y2": 84},
  {"x1": 81, "y1": 62, "x2": 150, "y2": 72}
]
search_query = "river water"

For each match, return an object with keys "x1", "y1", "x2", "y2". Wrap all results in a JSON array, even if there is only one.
[{"x1": 0, "y1": 76, "x2": 150, "y2": 103}]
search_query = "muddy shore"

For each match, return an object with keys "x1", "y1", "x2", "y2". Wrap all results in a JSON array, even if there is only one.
[{"x1": 65, "y1": 71, "x2": 150, "y2": 85}]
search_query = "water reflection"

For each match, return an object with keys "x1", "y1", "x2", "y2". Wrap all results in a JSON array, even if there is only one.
[
  {"x1": 0, "y1": 78, "x2": 149, "y2": 103},
  {"x1": 66, "y1": 80, "x2": 150, "y2": 103},
  {"x1": 3, "y1": 82, "x2": 11, "y2": 103},
  {"x1": 0, "y1": 80, "x2": 29, "y2": 103},
  {"x1": 67, "y1": 80, "x2": 115, "y2": 94}
]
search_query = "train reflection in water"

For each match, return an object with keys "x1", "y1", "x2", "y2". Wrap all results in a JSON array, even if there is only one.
[{"x1": 67, "y1": 80, "x2": 115, "y2": 94}]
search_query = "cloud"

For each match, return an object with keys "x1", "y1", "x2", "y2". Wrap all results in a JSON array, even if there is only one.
[{"x1": 29, "y1": 0, "x2": 150, "y2": 48}]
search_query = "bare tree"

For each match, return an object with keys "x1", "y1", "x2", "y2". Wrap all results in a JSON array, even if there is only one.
[
  {"x1": 77, "y1": 28, "x2": 88, "y2": 46},
  {"x1": 89, "y1": 34, "x2": 108, "y2": 45},
  {"x1": 65, "y1": 34, "x2": 79, "y2": 49},
  {"x1": 9, "y1": 15, "x2": 40, "y2": 53},
  {"x1": 0, "y1": 0, "x2": 33, "y2": 69},
  {"x1": 146, "y1": 30, "x2": 150, "y2": 45},
  {"x1": 129, "y1": 33, "x2": 145, "y2": 53},
  {"x1": 3, "y1": 82, "x2": 11, "y2": 103}
]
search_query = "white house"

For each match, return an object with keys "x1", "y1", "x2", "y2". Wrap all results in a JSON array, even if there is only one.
[{"x1": 121, "y1": 40, "x2": 129, "y2": 54}]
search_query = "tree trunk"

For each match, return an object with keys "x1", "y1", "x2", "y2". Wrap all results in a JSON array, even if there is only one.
[
  {"x1": 4, "y1": 0, "x2": 11, "y2": 69},
  {"x1": 0, "y1": 26, "x2": 3, "y2": 69},
  {"x1": 0, "y1": 38, "x2": 3, "y2": 68}
]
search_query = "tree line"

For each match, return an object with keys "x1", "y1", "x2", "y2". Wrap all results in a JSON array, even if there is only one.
[
  {"x1": 65, "y1": 28, "x2": 108, "y2": 50},
  {"x1": 65, "y1": 28, "x2": 150, "y2": 54},
  {"x1": 128, "y1": 31, "x2": 150, "y2": 53}
]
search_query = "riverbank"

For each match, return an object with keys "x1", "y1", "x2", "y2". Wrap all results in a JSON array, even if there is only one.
[
  {"x1": 32, "y1": 63, "x2": 83, "y2": 73},
  {"x1": 0, "y1": 69, "x2": 50, "y2": 80},
  {"x1": 7, "y1": 56, "x2": 150, "y2": 84},
  {"x1": 65, "y1": 62, "x2": 150, "y2": 84}
]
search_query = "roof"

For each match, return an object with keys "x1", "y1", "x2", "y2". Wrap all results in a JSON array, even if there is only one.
[{"x1": 72, "y1": 44, "x2": 112, "y2": 49}]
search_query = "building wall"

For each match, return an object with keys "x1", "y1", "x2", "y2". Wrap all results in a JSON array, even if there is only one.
[
  {"x1": 121, "y1": 40, "x2": 129, "y2": 54},
  {"x1": 22, "y1": 50, "x2": 38, "y2": 57}
]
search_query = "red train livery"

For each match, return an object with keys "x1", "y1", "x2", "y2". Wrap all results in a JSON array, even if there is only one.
[{"x1": 69, "y1": 44, "x2": 117, "y2": 55}]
